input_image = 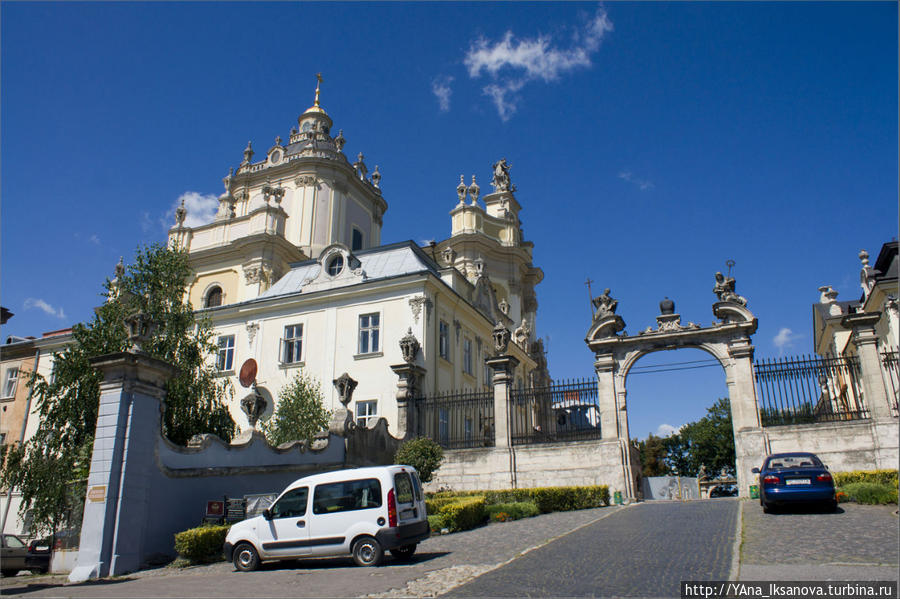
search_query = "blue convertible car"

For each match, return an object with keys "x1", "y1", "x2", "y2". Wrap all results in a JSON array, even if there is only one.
[{"x1": 752, "y1": 452, "x2": 837, "y2": 513}]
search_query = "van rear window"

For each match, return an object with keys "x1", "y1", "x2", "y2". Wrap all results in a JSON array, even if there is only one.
[
  {"x1": 394, "y1": 472, "x2": 414, "y2": 504},
  {"x1": 313, "y1": 478, "x2": 382, "y2": 514}
]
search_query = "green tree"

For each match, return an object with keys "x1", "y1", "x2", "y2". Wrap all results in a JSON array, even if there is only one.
[
  {"x1": 632, "y1": 434, "x2": 670, "y2": 477},
  {"x1": 259, "y1": 372, "x2": 331, "y2": 446},
  {"x1": 0, "y1": 244, "x2": 236, "y2": 537},
  {"x1": 663, "y1": 397, "x2": 735, "y2": 477},
  {"x1": 394, "y1": 437, "x2": 444, "y2": 483}
]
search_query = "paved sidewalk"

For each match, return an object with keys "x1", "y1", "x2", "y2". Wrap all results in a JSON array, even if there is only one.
[{"x1": 739, "y1": 500, "x2": 899, "y2": 582}]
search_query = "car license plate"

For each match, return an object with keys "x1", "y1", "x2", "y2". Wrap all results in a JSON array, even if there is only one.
[
  {"x1": 786, "y1": 479, "x2": 810, "y2": 485},
  {"x1": 35, "y1": 546, "x2": 49, "y2": 551}
]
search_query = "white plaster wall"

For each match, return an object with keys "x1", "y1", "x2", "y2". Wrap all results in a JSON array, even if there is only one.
[{"x1": 762, "y1": 419, "x2": 899, "y2": 473}]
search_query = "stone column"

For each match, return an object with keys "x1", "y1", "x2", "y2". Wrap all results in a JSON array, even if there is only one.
[
  {"x1": 390, "y1": 363, "x2": 425, "y2": 438},
  {"x1": 726, "y1": 341, "x2": 761, "y2": 431},
  {"x1": 594, "y1": 354, "x2": 619, "y2": 440},
  {"x1": 486, "y1": 355, "x2": 519, "y2": 448},
  {"x1": 69, "y1": 351, "x2": 175, "y2": 582},
  {"x1": 842, "y1": 312, "x2": 894, "y2": 420}
]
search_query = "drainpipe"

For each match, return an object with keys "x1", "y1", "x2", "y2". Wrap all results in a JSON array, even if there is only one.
[{"x1": 1, "y1": 348, "x2": 41, "y2": 534}]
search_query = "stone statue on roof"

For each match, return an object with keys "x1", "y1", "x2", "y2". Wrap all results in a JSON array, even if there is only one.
[
  {"x1": 713, "y1": 272, "x2": 747, "y2": 306},
  {"x1": 591, "y1": 287, "x2": 618, "y2": 320},
  {"x1": 491, "y1": 158, "x2": 515, "y2": 192}
]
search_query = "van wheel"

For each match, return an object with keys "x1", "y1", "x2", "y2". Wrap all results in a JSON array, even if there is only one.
[
  {"x1": 352, "y1": 536, "x2": 383, "y2": 567},
  {"x1": 233, "y1": 542, "x2": 260, "y2": 572},
  {"x1": 390, "y1": 544, "x2": 417, "y2": 561}
]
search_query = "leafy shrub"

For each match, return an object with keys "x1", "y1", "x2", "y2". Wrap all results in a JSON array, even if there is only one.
[
  {"x1": 840, "y1": 482, "x2": 898, "y2": 505},
  {"x1": 835, "y1": 490, "x2": 849, "y2": 503},
  {"x1": 174, "y1": 524, "x2": 231, "y2": 564},
  {"x1": 395, "y1": 437, "x2": 444, "y2": 483},
  {"x1": 481, "y1": 485, "x2": 610, "y2": 513},
  {"x1": 486, "y1": 501, "x2": 539, "y2": 522},
  {"x1": 438, "y1": 496, "x2": 486, "y2": 532},
  {"x1": 426, "y1": 494, "x2": 482, "y2": 514},
  {"x1": 833, "y1": 470, "x2": 898, "y2": 489},
  {"x1": 427, "y1": 514, "x2": 446, "y2": 533}
]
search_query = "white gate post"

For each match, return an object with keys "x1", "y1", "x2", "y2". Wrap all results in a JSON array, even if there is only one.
[{"x1": 843, "y1": 312, "x2": 894, "y2": 420}]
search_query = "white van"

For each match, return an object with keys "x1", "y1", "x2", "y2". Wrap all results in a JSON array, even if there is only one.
[{"x1": 223, "y1": 465, "x2": 429, "y2": 570}]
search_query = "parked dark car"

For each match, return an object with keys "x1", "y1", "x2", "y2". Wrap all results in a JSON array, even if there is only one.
[
  {"x1": 1, "y1": 534, "x2": 50, "y2": 577},
  {"x1": 752, "y1": 452, "x2": 837, "y2": 513}
]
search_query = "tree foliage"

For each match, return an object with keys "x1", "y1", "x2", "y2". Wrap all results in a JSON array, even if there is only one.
[
  {"x1": 662, "y1": 397, "x2": 735, "y2": 477},
  {"x1": 259, "y1": 372, "x2": 331, "y2": 446},
  {"x1": 632, "y1": 434, "x2": 669, "y2": 477},
  {"x1": 0, "y1": 244, "x2": 236, "y2": 536},
  {"x1": 395, "y1": 437, "x2": 444, "y2": 483}
]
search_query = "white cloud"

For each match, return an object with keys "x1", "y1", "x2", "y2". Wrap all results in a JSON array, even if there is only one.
[
  {"x1": 656, "y1": 423, "x2": 681, "y2": 438},
  {"x1": 618, "y1": 171, "x2": 655, "y2": 191},
  {"x1": 24, "y1": 298, "x2": 66, "y2": 320},
  {"x1": 463, "y1": 5, "x2": 613, "y2": 120},
  {"x1": 88, "y1": 234, "x2": 101, "y2": 245},
  {"x1": 166, "y1": 191, "x2": 219, "y2": 229},
  {"x1": 432, "y1": 76, "x2": 454, "y2": 112},
  {"x1": 773, "y1": 327, "x2": 801, "y2": 354}
]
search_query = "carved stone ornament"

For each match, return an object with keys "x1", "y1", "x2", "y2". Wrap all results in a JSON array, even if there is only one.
[
  {"x1": 468, "y1": 175, "x2": 480, "y2": 205},
  {"x1": 474, "y1": 257, "x2": 485, "y2": 276},
  {"x1": 492, "y1": 321, "x2": 511, "y2": 354},
  {"x1": 441, "y1": 246, "x2": 457, "y2": 266},
  {"x1": 333, "y1": 372, "x2": 358, "y2": 406},
  {"x1": 457, "y1": 175, "x2": 467, "y2": 204},
  {"x1": 498, "y1": 298, "x2": 510, "y2": 315},
  {"x1": 454, "y1": 319, "x2": 461, "y2": 345},
  {"x1": 409, "y1": 296, "x2": 429, "y2": 324},
  {"x1": 859, "y1": 249, "x2": 876, "y2": 298},
  {"x1": 241, "y1": 384, "x2": 268, "y2": 429},
  {"x1": 244, "y1": 265, "x2": 262, "y2": 284},
  {"x1": 591, "y1": 288, "x2": 618, "y2": 320},
  {"x1": 399, "y1": 328, "x2": 420, "y2": 364},
  {"x1": 353, "y1": 152, "x2": 368, "y2": 180},
  {"x1": 513, "y1": 318, "x2": 531, "y2": 350},
  {"x1": 713, "y1": 272, "x2": 747, "y2": 306},
  {"x1": 246, "y1": 321, "x2": 259, "y2": 347},
  {"x1": 174, "y1": 198, "x2": 187, "y2": 227},
  {"x1": 296, "y1": 175, "x2": 317, "y2": 187},
  {"x1": 334, "y1": 129, "x2": 345, "y2": 152},
  {"x1": 242, "y1": 141, "x2": 254, "y2": 164},
  {"x1": 124, "y1": 311, "x2": 158, "y2": 353},
  {"x1": 262, "y1": 184, "x2": 285, "y2": 205},
  {"x1": 491, "y1": 158, "x2": 515, "y2": 192},
  {"x1": 372, "y1": 166, "x2": 381, "y2": 189}
]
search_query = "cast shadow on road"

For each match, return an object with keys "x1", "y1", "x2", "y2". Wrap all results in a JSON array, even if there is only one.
[
  {"x1": 1, "y1": 576, "x2": 132, "y2": 596},
  {"x1": 762, "y1": 504, "x2": 846, "y2": 516},
  {"x1": 256, "y1": 551, "x2": 451, "y2": 572}
]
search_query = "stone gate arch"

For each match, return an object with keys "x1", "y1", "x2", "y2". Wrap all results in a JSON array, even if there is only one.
[{"x1": 585, "y1": 286, "x2": 768, "y2": 499}]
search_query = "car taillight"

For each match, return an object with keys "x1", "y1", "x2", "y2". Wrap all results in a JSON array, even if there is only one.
[
  {"x1": 763, "y1": 475, "x2": 779, "y2": 484},
  {"x1": 816, "y1": 473, "x2": 832, "y2": 482},
  {"x1": 387, "y1": 488, "x2": 397, "y2": 527}
]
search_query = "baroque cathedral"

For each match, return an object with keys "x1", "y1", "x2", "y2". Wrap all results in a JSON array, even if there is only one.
[{"x1": 168, "y1": 78, "x2": 549, "y2": 433}]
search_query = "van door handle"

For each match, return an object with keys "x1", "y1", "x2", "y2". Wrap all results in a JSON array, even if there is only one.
[{"x1": 296, "y1": 520, "x2": 305, "y2": 528}]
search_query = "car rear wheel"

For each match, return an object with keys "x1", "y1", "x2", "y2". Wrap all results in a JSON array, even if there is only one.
[
  {"x1": 762, "y1": 502, "x2": 774, "y2": 514},
  {"x1": 390, "y1": 544, "x2": 417, "y2": 561},
  {"x1": 352, "y1": 536, "x2": 383, "y2": 567},
  {"x1": 232, "y1": 542, "x2": 260, "y2": 572}
]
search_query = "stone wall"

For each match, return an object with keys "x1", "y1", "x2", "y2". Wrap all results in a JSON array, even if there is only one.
[
  {"x1": 761, "y1": 419, "x2": 899, "y2": 473},
  {"x1": 425, "y1": 439, "x2": 629, "y2": 493}
]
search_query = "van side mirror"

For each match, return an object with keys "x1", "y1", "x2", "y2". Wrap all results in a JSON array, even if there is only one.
[
  {"x1": 262, "y1": 508, "x2": 273, "y2": 521},
  {"x1": 751, "y1": 467, "x2": 760, "y2": 474}
]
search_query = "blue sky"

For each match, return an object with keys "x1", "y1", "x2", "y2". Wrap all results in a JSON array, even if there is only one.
[{"x1": 2, "y1": 2, "x2": 897, "y2": 440}]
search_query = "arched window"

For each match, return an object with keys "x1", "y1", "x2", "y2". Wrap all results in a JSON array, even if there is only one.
[{"x1": 205, "y1": 286, "x2": 223, "y2": 308}]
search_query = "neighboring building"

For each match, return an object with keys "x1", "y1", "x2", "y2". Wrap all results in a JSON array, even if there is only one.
[
  {"x1": 168, "y1": 80, "x2": 549, "y2": 433},
  {"x1": 813, "y1": 240, "x2": 899, "y2": 356},
  {"x1": 0, "y1": 329, "x2": 73, "y2": 535}
]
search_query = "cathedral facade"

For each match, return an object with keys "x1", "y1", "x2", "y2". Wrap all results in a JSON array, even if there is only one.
[{"x1": 168, "y1": 80, "x2": 549, "y2": 434}]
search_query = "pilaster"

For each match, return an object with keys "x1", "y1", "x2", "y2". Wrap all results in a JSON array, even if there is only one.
[
  {"x1": 486, "y1": 355, "x2": 519, "y2": 448},
  {"x1": 842, "y1": 312, "x2": 894, "y2": 420},
  {"x1": 390, "y1": 363, "x2": 426, "y2": 439}
]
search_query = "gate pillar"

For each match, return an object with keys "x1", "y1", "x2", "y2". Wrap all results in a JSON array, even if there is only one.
[
  {"x1": 594, "y1": 354, "x2": 620, "y2": 440},
  {"x1": 842, "y1": 312, "x2": 894, "y2": 420}
]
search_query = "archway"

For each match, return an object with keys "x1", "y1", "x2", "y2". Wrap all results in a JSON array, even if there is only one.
[{"x1": 586, "y1": 290, "x2": 766, "y2": 499}]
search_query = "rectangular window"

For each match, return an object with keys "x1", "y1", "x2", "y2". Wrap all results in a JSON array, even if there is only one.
[
  {"x1": 217, "y1": 335, "x2": 235, "y2": 371},
  {"x1": 356, "y1": 400, "x2": 378, "y2": 428},
  {"x1": 358, "y1": 313, "x2": 380, "y2": 354},
  {"x1": 439, "y1": 321, "x2": 450, "y2": 360},
  {"x1": 282, "y1": 324, "x2": 303, "y2": 364},
  {"x1": 313, "y1": 478, "x2": 382, "y2": 514},
  {"x1": 351, "y1": 228, "x2": 364, "y2": 252},
  {"x1": 438, "y1": 408, "x2": 449, "y2": 444},
  {"x1": 3, "y1": 368, "x2": 19, "y2": 398},
  {"x1": 463, "y1": 337, "x2": 473, "y2": 375}
]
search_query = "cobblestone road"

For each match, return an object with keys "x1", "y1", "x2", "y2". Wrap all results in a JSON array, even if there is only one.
[
  {"x1": 446, "y1": 499, "x2": 739, "y2": 598},
  {"x1": 739, "y1": 501, "x2": 899, "y2": 582}
]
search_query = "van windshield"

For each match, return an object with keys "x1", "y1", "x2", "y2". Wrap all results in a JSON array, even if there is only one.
[{"x1": 394, "y1": 472, "x2": 414, "y2": 504}]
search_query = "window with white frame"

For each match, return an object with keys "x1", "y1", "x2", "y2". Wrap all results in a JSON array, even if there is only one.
[
  {"x1": 282, "y1": 324, "x2": 303, "y2": 364},
  {"x1": 439, "y1": 320, "x2": 450, "y2": 361},
  {"x1": 3, "y1": 368, "x2": 19, "y2": 398},
  {"x1": 356, "y1": 400, "x2": 378, "y2": 428},
  {"x1": 217, "y1": 335, "x2": 235, "y2": 371},
  {"x1": 358, "y1": 313, "x2": 380, "y2": 354},
  {"x1": 463, "y1": 337, "x2": 473, "y2": 375}
]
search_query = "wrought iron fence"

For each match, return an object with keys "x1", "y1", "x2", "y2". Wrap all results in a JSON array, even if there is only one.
[
  {"x1": 414, "y1": 388, "x2": 495, "y2": 449},
  {"x1": 509, "y1": 378, "x2": 601, "y2": 445},
  {"x1": 754, "y1": 354, "x2": 867, "y2": 426},
  {"x1": 881, "y1": 348, "x2": 900, "y2": 417}
]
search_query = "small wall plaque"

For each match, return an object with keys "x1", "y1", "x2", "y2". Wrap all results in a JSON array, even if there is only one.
[{"x1": 87, "y1": 486, "x2": 106, "y2": 503}]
